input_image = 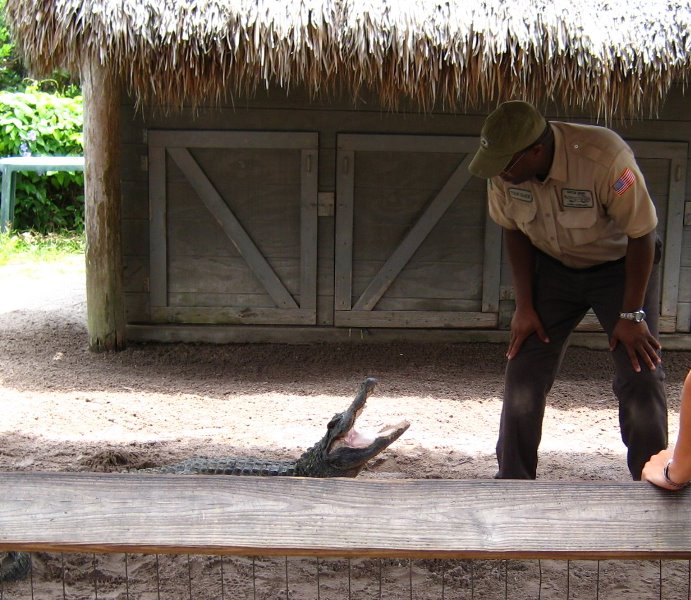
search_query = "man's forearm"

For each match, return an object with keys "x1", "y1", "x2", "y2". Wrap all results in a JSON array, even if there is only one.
[{"x1": 622, "y1": 231, "x2": 656, "y2": 312}]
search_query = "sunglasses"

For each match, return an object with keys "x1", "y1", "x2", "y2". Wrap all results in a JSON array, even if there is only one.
[{"x1": 500, "y1": 147, "x2": 531, "y2": 177}]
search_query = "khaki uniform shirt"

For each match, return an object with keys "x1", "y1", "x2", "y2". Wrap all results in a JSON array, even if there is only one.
[{"x1": 487, "y1": 122, "x2": 658, "y2": 268}]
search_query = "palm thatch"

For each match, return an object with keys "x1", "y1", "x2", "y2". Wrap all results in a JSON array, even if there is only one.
[{"x1": 5, "y1": 0, "x2": 691, "y2": 119}]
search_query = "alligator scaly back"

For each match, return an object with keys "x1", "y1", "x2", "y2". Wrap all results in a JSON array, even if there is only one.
[{"x1": 144, "y1": 377, "x2": 409, "y2": 477}]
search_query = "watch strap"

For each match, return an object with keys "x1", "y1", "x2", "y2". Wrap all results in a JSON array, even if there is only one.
[{"x1": 619, "y1": 309, "x2": 646, "y2": 322}]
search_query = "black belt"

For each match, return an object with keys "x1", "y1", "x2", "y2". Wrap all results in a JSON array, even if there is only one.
[{"x1": 536, "y1": 250, "x2": 625, "y2": 274}]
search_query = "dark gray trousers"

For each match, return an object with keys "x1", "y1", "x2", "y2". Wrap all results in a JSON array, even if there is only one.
[{"x1": 496, "y1": 251, "x2": 668, "y2": 480}]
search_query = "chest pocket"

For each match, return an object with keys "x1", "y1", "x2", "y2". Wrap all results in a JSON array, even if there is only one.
[
  {"x1": 505, "y1": 199, "x2": 537, "y2": 231},
  {"x1": 556, "y1": 208, "x2": 599, "y2": 246}
]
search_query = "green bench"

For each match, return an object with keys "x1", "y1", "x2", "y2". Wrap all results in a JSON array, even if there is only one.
[{"x1": 0, "y1": 156, "x2": 85, "y2": 232}]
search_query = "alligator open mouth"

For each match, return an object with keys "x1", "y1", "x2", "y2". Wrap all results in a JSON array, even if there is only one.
[{"x1": 323, "y1": 377, "x2": 410, "y2": 474}]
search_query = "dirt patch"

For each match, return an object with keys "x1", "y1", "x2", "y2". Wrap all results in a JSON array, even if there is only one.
[{"x1": 1, "y1": 258, "x2": 689, "y2": 598}]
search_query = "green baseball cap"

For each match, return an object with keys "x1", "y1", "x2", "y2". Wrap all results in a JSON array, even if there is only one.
[{"x1": 468, "y1": 101, "x2": 547, "y2": 178}]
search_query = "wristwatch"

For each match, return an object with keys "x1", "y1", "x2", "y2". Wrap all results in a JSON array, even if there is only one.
[{"x1": 619, "y1": 309, "x2": 646, "y2": 323}]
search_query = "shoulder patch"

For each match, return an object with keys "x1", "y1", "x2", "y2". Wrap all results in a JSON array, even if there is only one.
[{"x1": 613, "y1": 168, "x2": 636, "y2": 196}]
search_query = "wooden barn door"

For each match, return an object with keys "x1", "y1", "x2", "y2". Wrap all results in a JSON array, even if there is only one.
[
  {"x1": 148, "y1": 131, "x2": 318, "y2": 325},
  {"x1": 334, "y1": 134, "x2": 500, "y2": 329}
]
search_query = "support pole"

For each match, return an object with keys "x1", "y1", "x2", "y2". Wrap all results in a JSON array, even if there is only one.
[{"x1": 81, "y1": 57, "x2": 126, "y2": 351}]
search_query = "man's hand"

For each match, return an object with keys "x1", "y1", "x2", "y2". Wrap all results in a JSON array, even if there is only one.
[
  {"x1": 507, "y1": 306, "x2": 549, "y2": 359},
  {"x1": 609, "y1": 319, "x2": 661, "y2": 372},
  {"x1": 641, "y1": 449, "x2": 674, "y2": 489}
]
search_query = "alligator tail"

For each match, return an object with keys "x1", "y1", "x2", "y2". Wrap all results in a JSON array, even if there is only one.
[{"x1": 0, "y1": 551, "x2": 31, "y2": 582}]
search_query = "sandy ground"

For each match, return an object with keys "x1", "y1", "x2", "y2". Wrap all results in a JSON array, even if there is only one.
[{"x1": 0, "y1": 256, "x2": 689, "y2": 599}]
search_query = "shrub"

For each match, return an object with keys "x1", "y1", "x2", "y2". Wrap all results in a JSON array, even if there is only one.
[
  {"x1": 0, "y1": 87, "x2": 84, "y2": 232},
  {"x1": 0, "y1": 0, "x2": 26, "y2": 91}
]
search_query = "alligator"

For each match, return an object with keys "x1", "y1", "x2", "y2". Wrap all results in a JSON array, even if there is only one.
[
  {"x1": 143, "y1": 377, "x2": 409, "y2": 477},
  {"x1": 0, "y1": 377, "x2": 409, "y2": 582}
]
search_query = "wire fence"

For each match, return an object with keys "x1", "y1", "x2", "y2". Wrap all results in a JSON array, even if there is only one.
[{"x1": 2, "y1": 552, "x2": 691, "y2": 600}]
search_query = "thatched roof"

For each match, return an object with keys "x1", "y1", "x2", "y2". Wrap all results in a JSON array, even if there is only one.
[{"x1": 5, "y1": 0, "x2": 691, "y2": 119}]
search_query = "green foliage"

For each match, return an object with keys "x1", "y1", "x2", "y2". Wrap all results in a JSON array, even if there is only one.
[
  {"x1": 0, "y1": 88, "x2": 84, "y2": 232},
  {"x1": 0, "y1": 0, "x2": 25, "y2": 90},
  {"x1": 1, "y1": 1, "x2": 84, "y2": 233},
  {"x1": 1, "y1": 0, "x2": 78, "y2": 94},
  {"x1": 0, "y1": 230, "x2": 84, "y2": 265}
]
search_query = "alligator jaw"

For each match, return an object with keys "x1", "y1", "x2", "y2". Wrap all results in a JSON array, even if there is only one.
[
  {"x1": 324, "y1": 377, "x2": 379, "y2": 449},
  {"x1": 295, "y1": 377, "x2": 410, "y2": 478},
  {"x1": 327, "y1": 419, "x2": 410, "y2": 476}
]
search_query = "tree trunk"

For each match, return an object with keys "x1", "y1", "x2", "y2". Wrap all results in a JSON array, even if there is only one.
[{"x1": 81, "y1": 57, "x2": 125, "y2": 351}]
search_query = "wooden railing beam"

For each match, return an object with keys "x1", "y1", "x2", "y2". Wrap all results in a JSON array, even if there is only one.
[{"x1": 1, "y1": 472, "x2": 690, "y2": 560}]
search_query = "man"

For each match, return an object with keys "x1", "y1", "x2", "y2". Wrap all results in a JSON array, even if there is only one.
[{"x1": 468, "y1": 100, "x2": 667, "y2": 480}]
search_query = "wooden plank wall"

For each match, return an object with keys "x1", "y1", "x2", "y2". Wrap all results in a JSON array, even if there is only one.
[
  {"x1": 2, "y1": 472, "x2": 691, "y2": 559},
  {"x1": 119, "y1": 97, "x2": 490, "y2": 333},
  {"x1": 334, "y1": 134, "x2": 492, "y2": 330},
  {"x1": 118, "y1": 83, "x2": 691, "y2": 342}
]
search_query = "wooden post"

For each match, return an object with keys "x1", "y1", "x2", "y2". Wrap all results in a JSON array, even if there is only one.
[{"x1": 81, "y1": 57, "x2": 126, "y2": 351}]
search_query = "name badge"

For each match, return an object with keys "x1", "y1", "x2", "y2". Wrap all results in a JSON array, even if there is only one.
[
  {"x1": 509, "y1": 188, "x2": 533, "y2": 203},
  {"x1": 562, "y1": 189, "x2": 594, "y2": 208}
]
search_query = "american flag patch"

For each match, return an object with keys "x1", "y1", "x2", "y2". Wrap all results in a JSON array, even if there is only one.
[{"x1": 613, "y1": 168, "x2": 636, "y2": 195}]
